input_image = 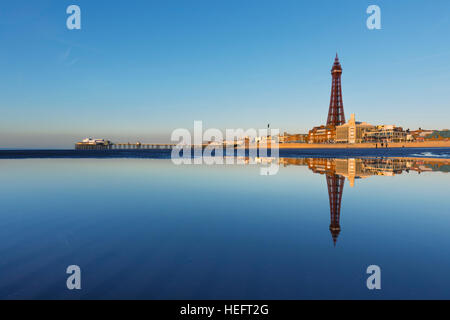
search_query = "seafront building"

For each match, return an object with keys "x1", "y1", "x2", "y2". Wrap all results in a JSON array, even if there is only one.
[
  {"x1": 279, "y1": 132, "x2": 308, "y2": 143},
  {"x1": 406, "y1": 129, "x2": 449, "y2": 142},
  {"x1": 363, "y1": 125, "x2": 407, "y2": 143},
  {"x1": 308, "y1": 125, "x2": 336, "y2": 143},
  {"x1": 425, "y1": 130, "x2": 450, "y2": 141},
  {"x1": 408, "y1": 129, "x2": 434, "y2": 142},
  {"x1": 335, "y1": 114, "x2": 374, "y2": 144}
]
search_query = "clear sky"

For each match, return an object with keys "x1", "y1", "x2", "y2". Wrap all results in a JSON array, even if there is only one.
[{"x1": 0, "y1": 0, "x2": 449, "y2": 148}]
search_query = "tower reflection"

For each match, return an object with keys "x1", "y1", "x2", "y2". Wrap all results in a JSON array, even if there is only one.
[
  {"x1": 326, "y1": 174, "x2": 345, "y2": 246},
  {"x1": 278, "y1": 157, "x2": 449, "y2": 245}
]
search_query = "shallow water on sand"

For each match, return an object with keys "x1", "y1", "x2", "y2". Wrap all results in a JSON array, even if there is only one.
[{"x1": 0, "y1": 152, "x2": 449, "y2": 299}]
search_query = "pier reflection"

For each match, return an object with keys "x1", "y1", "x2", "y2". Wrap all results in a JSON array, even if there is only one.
[{"x1": 278, "y1": 157, "x2": 449, "y2": 245}]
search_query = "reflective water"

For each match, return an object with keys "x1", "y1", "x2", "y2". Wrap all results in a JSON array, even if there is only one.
[{"x1": 0, "y1": 152, "x2": 449, "y2": 299}]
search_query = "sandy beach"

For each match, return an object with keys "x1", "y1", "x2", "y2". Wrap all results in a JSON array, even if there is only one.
[{"x1": 271, "y1": 140, "x2": 450, "y2": 149}]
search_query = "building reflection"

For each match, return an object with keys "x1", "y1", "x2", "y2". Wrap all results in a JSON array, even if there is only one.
[{"x1": 278, "y1": 157, "x2": 449, "y2": 245}]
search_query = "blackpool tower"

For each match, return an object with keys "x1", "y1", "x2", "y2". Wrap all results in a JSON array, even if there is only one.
[
  {"x1": 327, "y1": 54, "x2": 346, "y2": 126},
  {"x1": 326, "y1": 173, "x2": 345, "y2": 246}
]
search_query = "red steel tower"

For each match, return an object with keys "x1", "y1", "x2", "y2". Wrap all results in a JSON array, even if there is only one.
[
  {"x1": 326, "y1": 173, "x2": 345, "y2": 246},
  {"x1": 327, "y1": 54, "x2": 346, "y2": 126}
]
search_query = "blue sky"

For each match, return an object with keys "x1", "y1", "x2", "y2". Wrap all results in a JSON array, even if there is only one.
[{"x1": 0, "y1": 0, "x2": 449, "y2": 148}]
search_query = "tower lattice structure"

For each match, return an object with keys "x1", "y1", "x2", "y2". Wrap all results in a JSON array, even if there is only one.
[
  {"x1": 326, "y1": 173, "x2": 345, "y2": 246},
  {"x1": 327, "y1": 54, "x2": 346, "y2": 126}
]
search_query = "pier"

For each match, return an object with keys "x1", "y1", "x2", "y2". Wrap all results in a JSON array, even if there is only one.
[
  {"x1": 76, "y1": 142, "x2": 179, "y2": 150},
  {"x1": 74, "y1": 137, "x2": 248, "y2": 150},
  {"x1": 111, "y1": 143, "x2": 176, "y2": 150},
  {"x1": 75, "y1": 141, "x2": 212, "y2": 150}
]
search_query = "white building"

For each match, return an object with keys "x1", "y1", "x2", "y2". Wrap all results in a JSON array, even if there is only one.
[
  {"x1": 335, "y1": 114, "x2": 374, "y2": 144},
  {"x1": 81, "y1": 138, "x2": 108, "y2": 145}
]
